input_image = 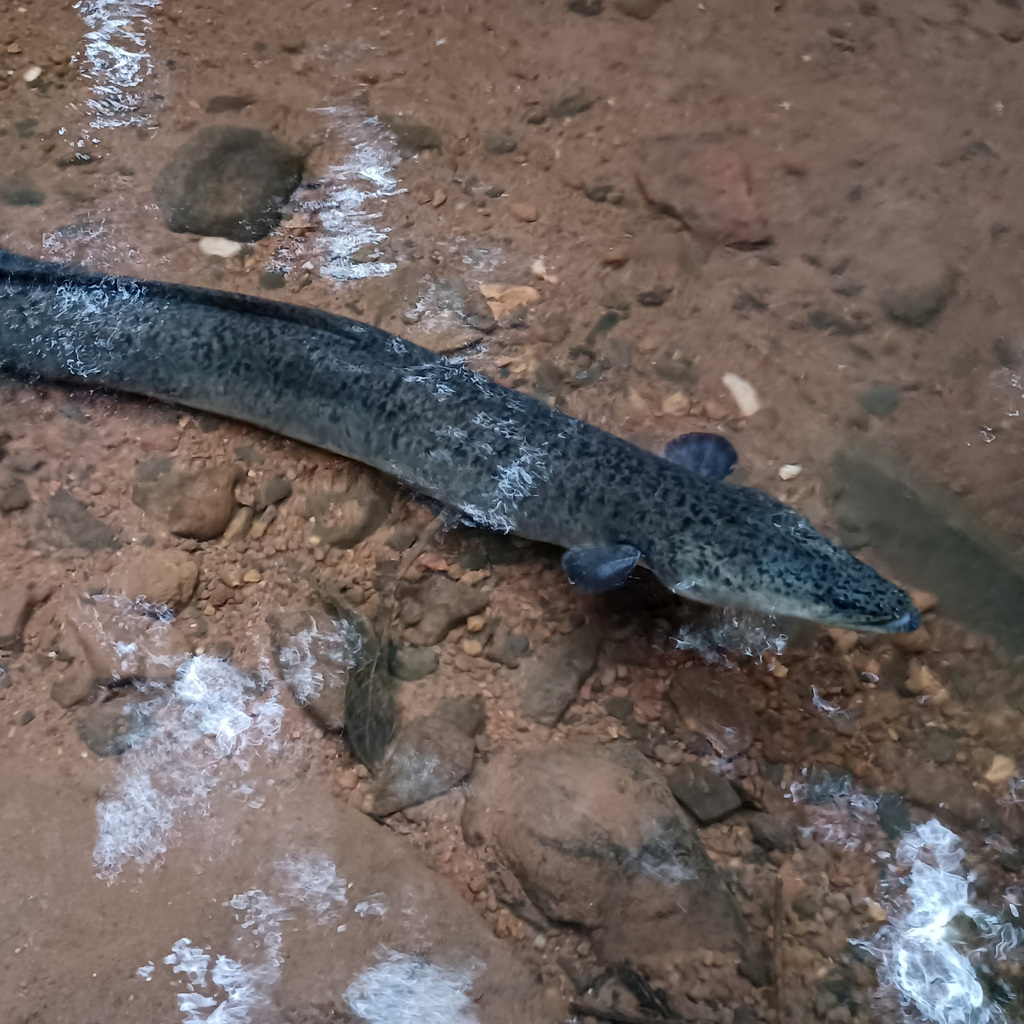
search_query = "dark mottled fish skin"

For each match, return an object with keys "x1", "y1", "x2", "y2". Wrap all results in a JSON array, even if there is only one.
[{"x1": 0, "y1": 249, "x2": 919, "y2": 633}]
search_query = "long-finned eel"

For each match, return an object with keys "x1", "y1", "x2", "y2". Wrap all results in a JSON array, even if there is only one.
[{"x1": 0, "y1": 248, "x2": 919, "y2": 637}]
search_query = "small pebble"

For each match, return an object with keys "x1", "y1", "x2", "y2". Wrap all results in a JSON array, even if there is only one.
[
  {"x1": 510, "y1": 202, "x2": 538, "y2": 222},
  {"x1": 23, "y1": 66, "x2": 42, "y2": 82},
  {"x1": 243, "y1": 569, "x2": 262, "y2": 584},
  {"x1": 462, "y1": 638, "x2": 484, "y2": 657},
  {"x1": 778, "y1": 464, "x2": 802, "y2": 480},
  {"x1": 661, "y1": 392, "x2": 689, "y2": 416},
  {"x1": 984, "y1": 753, "x2": 1016, "y2": 785},
  {"x1": 864, "y1": 898, "x2": 888, "y2": 923}
]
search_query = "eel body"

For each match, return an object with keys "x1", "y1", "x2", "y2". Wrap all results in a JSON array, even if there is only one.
[{"x1": 0, "y1": 248, "x2": 918, "y2": 634}]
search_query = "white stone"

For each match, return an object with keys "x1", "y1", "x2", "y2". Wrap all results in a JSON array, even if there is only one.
[
  {"x1": 721, "y1": 372, "x2": 761, "y2": 417},
  {"x1": 198, "y1": 236, "x2": 243, "y2": 258}
]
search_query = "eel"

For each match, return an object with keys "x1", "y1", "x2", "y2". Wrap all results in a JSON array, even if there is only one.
[{"x1": 0, "y1": 248, "x2": 920, "y2": 638}]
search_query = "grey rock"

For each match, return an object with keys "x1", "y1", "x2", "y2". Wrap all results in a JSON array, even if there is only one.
[
  {"x1": 48, "y1": 489, "x2": 121, "y2": 550},
  {"x1": 305, "y1": 489, "x2": 389, "y2": 549},
  {"x1": 258, "y1": 270, "x2": 286, "y2": 290},
  {"x1": 485, "y1": 629, "x2": 530, "y2": 668},
  {"x1": 875, "y1": 792, "x2": 911, "y2": 839},
  {"x1": 484, "y1": 133, "x2": 517, "y2": 155},
  {"x1": 386, "y1": 523, "x2": 419, "y2": 551},
  {"x1": 373, "y1": 714, "x2": 475, "y2": 815},
  {"x1": 205, "y1": 94, "x2": 254, "y2": 114},
  {"x1": 133, "y1": 465, "x2": 239, "y2": 541},
  {"x1": 519, "y1": 625, "x2": 601, "y2": 725},
  {"x1": 905, "y1": 764, "x2": 1002, "y2": 832},
  {"x1": 379, "y1": 115, "x2": 442, "y2": 157},
  {"x1": 614, "y1": 0, "x2": 669, "y2": 18},
  {"x1": 734, "y1": 1008, "x2": 765, "y2": 1024},
  {"x1": 994, "y1": 336, "x2": 1024, "y2": 369},
  {"x1": 404, "y1": 577, "x2": 490, "y2": 646},
  {"x1": 791, "y1": 893, "x2": 820, "y2": 921},
  {"x1": 398, "y1": 597, "x2": 424, "y2": 626},
  {"x1": 808, "y1": 309, "x2": 868, "y2": 336},
  {"x1": 134, "y1": 455, "x2": 173, "y2": 483},
  {"x1": 637, "y1": 288, "x2": 671, "y2": 307},
  {"x1": 748, "y1": 813, "x2": 798, "y2": 852},
  {"x1": 388, "y1": 643, "x2": 439, "y2": 682},
  {"x1": 434, "y1": 695, "x2": 487, "y2": 736},
  {"x1": 50, "y1": 666, "x2": 98, "y2": 709},
  {"x1": 154, "y1": 126, "x2": 304, "y2": 242},
  {"x1": 877, "y1": 248, "x2": 956, "y2": 327},
  {"x1": 923, "y1": 727, "x2": 958, "y2": 765},
  {"x1": 1, "y1": 173, "x2": 44, "y2": 206},
  {"x1": 548, "y1": 90, "x2": 597, "y2": 118},
  {"x1": 77, "y1": 698, "x2": 156, "y2": 757},
  {"x1": 7, "y1": 449, "x2": 44, "y2": 474},
  {"x1": 667, "y1": 763, "x2": 742, "y2": 823},
  {"x1": 860, "y1": 383, "x2": 902, "y2": 417},
  {"x1": 605, "y1": 696, "x2": 634, "y2": 721},
  {"x1": 462, "y1": 743, "x2": 744, "y2": 964},
  {"x1": 833, "y1": 442, "x2": 1024, "y2": 653},
  {"x1": 268, "y1": 608, "x2": 367, "y2": 732},
  {"x1": 0, "y1": 478, "x2": 30, "y2": 512},
  {"x1": 253, "y1": 476, "x2": 293, "y2": 512}
]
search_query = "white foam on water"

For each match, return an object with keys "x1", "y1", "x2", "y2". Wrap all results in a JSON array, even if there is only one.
[
  {"x1": 857, "y1": 820, "x2": 1018, "y2": 1024},
  {"x1": 275, "y1": 851, "x2": 349, "y2": 924},
  {"x1": 343, "y1": 951, "x2": 480, "y2": 1024},
  {"x1": 41, "y1": 213, "x2": 150, "y2": 268},
  {"x1": 672, "y1": 610, "x2": 787, "y2": 666},
  {"x1": 94, "y1": 656, "x2": 284, "y2": 882},
  {"x1": 149, "y1": 855, "x2": 381, "y2": 1023},
  {"x1": 353, "y1": 893, "x2": 387, "y2": 918},
  {"x1": 74, "y1": 0, "x2": 161, "y2": 130},
  {"x1": 275, "y1": 616, "x2": 363, "y2": 705},
  {"x1": 275, "y1": 107, "x2": 403, "y2": 281},
  {"x1": 787, "y1": 773, "x2": 883, "y2": 852},
  {"x1": 164, "y1": 892, "x2": 284, "y2": 1024}
]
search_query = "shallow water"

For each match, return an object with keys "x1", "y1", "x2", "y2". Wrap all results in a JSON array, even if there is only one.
[{"x1": 2, "y1": 1, "x2": 1024, "y2": 1022}]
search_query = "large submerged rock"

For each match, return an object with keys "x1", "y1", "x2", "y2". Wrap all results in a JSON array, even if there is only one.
[
  {"x1": 154, "y1": 126, "x2": 304, "y2": 241},
  {"x1": 462, "y1": 743, "x2": 744, "y2": 965}
]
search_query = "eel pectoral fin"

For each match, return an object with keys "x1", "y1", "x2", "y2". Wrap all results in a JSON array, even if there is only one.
[
  {"x1": 562, "y1": 544, "x2": 641, "y2": 592},
  {"x1": 664, "y1": 432, "x2": 737, "y2": 480}
]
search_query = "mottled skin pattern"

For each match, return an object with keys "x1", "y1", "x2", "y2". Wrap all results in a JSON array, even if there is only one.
[{"x1": 0, "y1": 250, "x2": 918, "y2": 633}]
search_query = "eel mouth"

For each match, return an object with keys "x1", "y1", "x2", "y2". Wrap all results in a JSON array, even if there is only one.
[
  {"x1": 856, "y1": 606, "x2": 920, "y2": 634},
  {"x1": 885, "y1": 607, "x2": 922, "y2": 634}
]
